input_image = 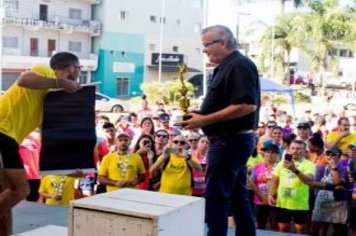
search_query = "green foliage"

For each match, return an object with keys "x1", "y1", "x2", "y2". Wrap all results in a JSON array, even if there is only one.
[
  {"x1": 140, "y1": 80, "x2": 194, "y2": 105},
  {"x1": 294, "y1": 91, "x2": 311, "y2": 103}
]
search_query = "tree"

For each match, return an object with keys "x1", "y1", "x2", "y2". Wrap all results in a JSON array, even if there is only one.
[{"x1": 291, "y1": 0, "x2": 356, "y2": 95}]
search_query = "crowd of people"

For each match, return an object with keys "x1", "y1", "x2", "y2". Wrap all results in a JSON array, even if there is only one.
[{"x1": 18, "y1": 95, "x2": 356, "y2": 235}]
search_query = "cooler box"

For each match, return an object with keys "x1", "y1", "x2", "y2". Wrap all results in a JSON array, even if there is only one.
[{"x1": 68, "y1": 188, "x2": 205, "y2": 236}]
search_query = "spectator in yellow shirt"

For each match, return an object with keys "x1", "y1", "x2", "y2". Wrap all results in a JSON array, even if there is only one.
[{"x1": 326, "y1": 117, "x2": 356, "y2": 155}]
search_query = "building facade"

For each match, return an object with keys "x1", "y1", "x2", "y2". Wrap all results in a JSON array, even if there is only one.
[
  {"x1": 0, "y1": 0, "x2": 101, "y2": 90},
  {"x1": 93, "y1": 0, "x2": 204, "y2": 98}
]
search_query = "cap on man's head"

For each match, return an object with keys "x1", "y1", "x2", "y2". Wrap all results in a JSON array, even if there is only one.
[
  {"x1": 261, "y1": 144, "x2": 280, "y2": 153},
  {"x1": 116, "y1": 132, "x2": 131, "y2": 139},
  {"x1": 50, "y1": 52, "x2": 79, "y2": 70},
  {"x1": 258, "y1": 122, "x2": 266, "y2": 128},
  {"x1": 158, "y1": 113, "x2": 170, "y2": 122},
  {"x1": 297, "y1": 122, "x2": 311, "y2": 129},
  {"x1": 348, "y1": 143, "x2": 356, "y2": 149},
  {"x1": 266, "y1": 121, "x2": 277, "y2": 127},
  {"x1": 326, "y1": 147, "x2": 342, "y2": 156}
]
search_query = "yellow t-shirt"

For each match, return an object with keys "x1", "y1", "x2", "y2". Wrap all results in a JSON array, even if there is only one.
[
  {"x1": 38, "y1": 175, "x2": 75, "y2": 206},
  {"x1": 98, "y1": 152, "x2": 145, "y2": 192},
  {"x1": 0, "y1": 65, "x2": 55, "y2": 143},
  {"x1": 159, "y1": 154, "x2": 199, "y2": 196},
  {"x1": 326, "y1": 131, "x2": 356, "y2": 153}
]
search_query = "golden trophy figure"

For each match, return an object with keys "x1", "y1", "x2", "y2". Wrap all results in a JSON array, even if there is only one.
[{"x1": 177, "y1": 63, "x2": 191, "y2": 120}]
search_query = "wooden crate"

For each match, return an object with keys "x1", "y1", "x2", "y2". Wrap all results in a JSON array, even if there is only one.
[{"x1": 68, "y1": 189, "x2": 205, "y2": 236}]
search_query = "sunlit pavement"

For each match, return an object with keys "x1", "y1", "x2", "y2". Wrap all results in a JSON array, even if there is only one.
[{"x1": 13, "y1": 201, "x2": 300, "y2": 236}]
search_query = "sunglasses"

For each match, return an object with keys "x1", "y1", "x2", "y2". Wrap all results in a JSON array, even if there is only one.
[
  {"x1": 173, "y1": 140, "x2": 186, "y2": 145},
  {"x1": 156, "y1": 134, "x2": 168, "y2": 138},
  {"x1": 189, "y1": 139, "x2": 198, "y2": 142},
  {"x1": 326, "y1": 152, "x2": 338, "y2": 157}
]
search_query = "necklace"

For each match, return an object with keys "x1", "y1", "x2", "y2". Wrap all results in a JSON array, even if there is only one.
[
  {"x1": 117, "y1": 153, "x2": 130, "y2": 178},
  {"x1": 50, "y1": 176, "x2": 66, "y2": 196}
]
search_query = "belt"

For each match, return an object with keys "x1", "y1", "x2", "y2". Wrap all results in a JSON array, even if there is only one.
[{"x1": 208, "y1": 129, "x2": 255, "y2": 139}]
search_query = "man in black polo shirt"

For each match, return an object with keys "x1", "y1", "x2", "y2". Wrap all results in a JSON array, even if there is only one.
[{"x1": 182, "y1": 25, "x2": 260, "y2": 236}]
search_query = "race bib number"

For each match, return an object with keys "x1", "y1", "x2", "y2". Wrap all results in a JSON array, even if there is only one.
[
  {"x1": 258, "y1": 183, "x2": 269, "y2": 195},
  {"x1": 282, "y1": 187, "x2": 294, "y2": 199},
  {"x1": 317, "y1": 190, "x2": 334, "y2": 202},
  {"x1": 194, "y1": 177, "x2": 205, "y2": 189}
]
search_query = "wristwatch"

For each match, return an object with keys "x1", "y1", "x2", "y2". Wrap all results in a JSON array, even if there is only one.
[
  {"x1": 331, "y1": 167, "x2": 338, "y2": 171},
  {"x1": 293, "y1": 169, "x2": 300, "y2": 175},
  {"x1": 185, "y1": 155, "x2": 192, "y2": 162}
]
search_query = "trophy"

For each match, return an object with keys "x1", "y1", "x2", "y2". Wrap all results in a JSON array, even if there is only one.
[{"x1": 177, "y1": 63, "x2": 191, "y2": 121}]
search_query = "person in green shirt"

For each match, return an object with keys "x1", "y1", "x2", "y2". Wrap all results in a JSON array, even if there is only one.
[{"x1": 268, "y1": 140, "x2": 316, "y2": 234}]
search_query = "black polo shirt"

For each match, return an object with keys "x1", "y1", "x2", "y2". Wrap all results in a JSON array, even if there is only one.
[{"x1": 200, "y1": 51, "x2": 260, "y2": 136}]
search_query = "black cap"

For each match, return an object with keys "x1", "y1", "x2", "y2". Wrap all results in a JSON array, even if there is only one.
[
  {"x1": 325, "y1": 147, "x2": 342, "y2": 156},
  {"x1": 158, "y1": 113, "x2": 170, "y2": 122},
  {"x1": 297, "y1": 122, "x2": 311, "y2": 129},
  {"x1": 348, "y1": 143, "x2": 356, "y2": 149},
  {"x1": 261, "y1": 144, "x2": 280, "y2": 153}
]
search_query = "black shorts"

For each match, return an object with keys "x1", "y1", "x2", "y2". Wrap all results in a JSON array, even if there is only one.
[
  {"x1": 350, "y1": 207, "x2": 356, "y2": 231},
  {"x1": 0, "y1": 132, "x2": 23, "y2": 169},
  {"x1": 255, "y1": 205, "x2": 277, "y2": 223},
  {"x1": 276, "y1": 207, "x2": 309, "y2": 225}
]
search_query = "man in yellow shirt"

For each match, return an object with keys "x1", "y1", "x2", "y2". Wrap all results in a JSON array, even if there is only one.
[
  {"x1": 326, "y1": 117, "x2": 356, "y2": 154},
  {"x1": 0, "y1": 52, "x2": 81, "y2": 235},
  {"x1": 98, "y1": 132, "x2": 146, "y2": 192}
]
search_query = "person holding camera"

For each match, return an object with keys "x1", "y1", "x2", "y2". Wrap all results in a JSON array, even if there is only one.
[
  {"x1": 149, "y1": 135, "x2": 201, "y2": 195},
  {"x1": 268, "y1": 140, "x2": 316, "y2": 234},
  {"x1": 308, "y1": 147, "x2": 349, "y2": 236}
]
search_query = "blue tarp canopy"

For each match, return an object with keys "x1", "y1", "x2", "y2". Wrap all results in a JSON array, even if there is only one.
[
  {"x1": 260, "y1": 77, "x2": 293, "y2": 93},
  {"x1": 260, "y1": 77, "x2": 295, "y2": 116}
]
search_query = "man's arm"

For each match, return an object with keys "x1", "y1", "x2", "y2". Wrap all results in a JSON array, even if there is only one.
[
  {"x1": 325, "y1": 132, "x2": 349, "y2": 149},
  {"x1": 182, "y1": 104, "x2": 256, "y2": 129},
  {"x1": 268, "y1": 175, "x2": 279, "y2": 206},
  {"x1": 98, "y1": 175, "x2": 123, "y2": 188},
  {"x1": 17, "y1": 72, "x2": 58, "y2": 89},
  {"x1": 17, "y1": 70, "x2": 81, "y2": 93}
]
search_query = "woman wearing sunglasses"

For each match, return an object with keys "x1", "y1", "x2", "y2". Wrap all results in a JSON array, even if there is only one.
[
  {"x1": 150, "y1": 135, "x2": 202, "y2": 195},
  {"x1": 309, "y1": 148, "x2": 349, "y2": 236}
]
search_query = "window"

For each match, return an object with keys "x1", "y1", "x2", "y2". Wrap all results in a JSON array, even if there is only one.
[
  {"x1": 150, "y1": 15, "x2": 157, "y2": 23},
  {"x1": 69, "y1": 8, "x2": 82, "y2": 20},
  {"x1": 192, "y1": 0, "x2": 202, "y2": 8},
  {"x1": 4, "y1": 0, "x2": 19, "y2": 12},
  {"x1": 69, "y1": 41, "x2": 82, "y2": 52},
  {"x1": 160, "y1": 17, "x2": 166, "y2": 24},
  {"x1": 117, "y1": 78, "x2": 129, "y2": 96},
  {"x1": 172, "y1": 46, "x2": 179, "y2": 52},
  {"x1": 79, "y1": 71, "x2": 87, "y2": 84},
  {"x1": 176, "y1": 19, "x2": 181, "y2": 26},
  {"x1": 3, "y1": 36, "x2": 18, "y2": 48},
  {"x1": 48, "y1": 39, "x2": 56, "y2": 57},
  {"x1": 30, "y1": 38, "x2": 39, "y2": 56},
  {"x1": 339, "y1": 49, "x2": 347, "y2": 57},
  {"x1": 194, "y1": 23, "x2": 202, "y2": 32},
  {"x1": 120, "y1": 11, "x2": 129, "y2": 21},
  {"x1": 149, "y1": 44, "x2": 155, "y2": 51}
]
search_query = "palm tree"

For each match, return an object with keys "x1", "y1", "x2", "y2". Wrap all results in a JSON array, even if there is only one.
[{"x1": 291, "y1": 0, "x2": 355, "y2": 95}]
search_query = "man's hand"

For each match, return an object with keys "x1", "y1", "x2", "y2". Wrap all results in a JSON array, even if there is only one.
[
  {"x1": 180, "y1": 113, "x2": 205, "y2": 130},
  {"x1": 283, "y1": 160, "x2": 297, "y2": 172},
  {"x1": 268, "y1": 194, "x2": 276, "y2": 206},
  {"x1": 57, "y1": 78, "x2": 82, "y2": 93},
  {"x1": 53, "y1": 194, "x2": 62, "y2": 201}
]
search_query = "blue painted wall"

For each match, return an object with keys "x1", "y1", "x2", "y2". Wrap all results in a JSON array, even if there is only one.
[{"x1": 94, "y1": 32, "x2": 144, "y2": 98}]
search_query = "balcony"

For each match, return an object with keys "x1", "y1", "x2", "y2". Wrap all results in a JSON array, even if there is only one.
[{"x1": 2, "y1": 17, "x2": 101, "y2": 36}]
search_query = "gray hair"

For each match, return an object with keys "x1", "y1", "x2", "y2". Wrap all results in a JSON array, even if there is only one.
[{"x1": 201, "y1": 25, "x2": 238, "y2": 50}]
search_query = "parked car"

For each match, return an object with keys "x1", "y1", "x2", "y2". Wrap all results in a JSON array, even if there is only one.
[
  {"x1": 289, "y1": 74, "x2": 309, "y2": 85},
  {"x1": 95, "y1": 92, "x2": 130, "y2": 113}
]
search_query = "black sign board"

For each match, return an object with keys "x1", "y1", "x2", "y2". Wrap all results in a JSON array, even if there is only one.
[
  {"x1": 151, "y1": 53, "x2": 184, "y2": 66},
  {"x1": 40, "y1": 86, "x2": 96, "y2": 172}
]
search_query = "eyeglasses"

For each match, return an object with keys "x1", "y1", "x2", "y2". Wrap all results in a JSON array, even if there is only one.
[
  {"x1": 173, "y1": 140, "x2": 186, "y2": 145},
  {"x1": 203, "y1": 39, "x2": 222, "y2": 48},
  {"x1": 156, "y1": 134, "x2": 168, "y2": 138},
  {"x1": 189, "y1": 139, "x2": 198, "y2": 142}
]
